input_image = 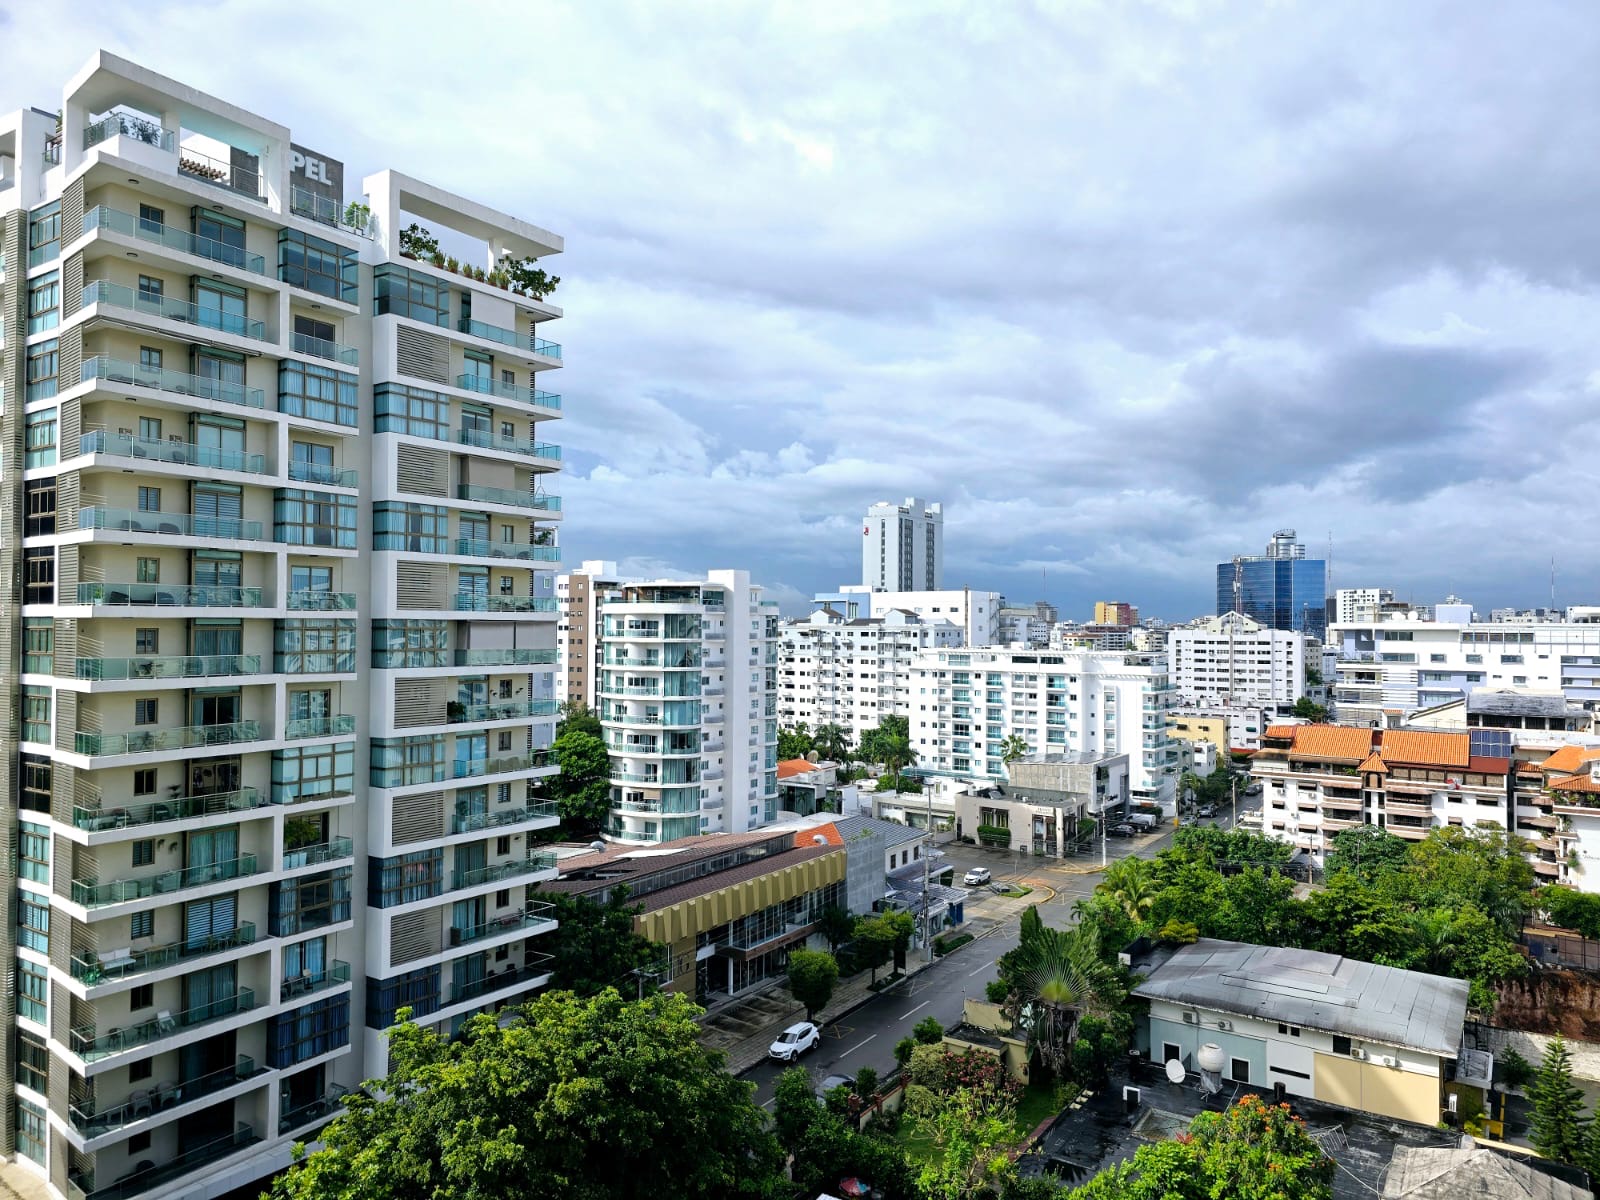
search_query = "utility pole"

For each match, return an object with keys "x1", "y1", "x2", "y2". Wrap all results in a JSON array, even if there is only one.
[
  {"x1": 1228, "y1": 557, "x2": 1242, "y2": 707},
  {"x1": 923, "y1": 778, "x2": 935, "y2": 964},
  {"x1": 1231, "y1": 774, "x2": 1238, "y2": 828}
]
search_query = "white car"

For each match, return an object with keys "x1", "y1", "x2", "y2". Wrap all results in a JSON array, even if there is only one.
[
  {"x1": 768, "y1": 1021, "x2": 821, "y2": 1062},
  {"x1": 963, "y1": 867, "x2": 992, "y2": 886}
]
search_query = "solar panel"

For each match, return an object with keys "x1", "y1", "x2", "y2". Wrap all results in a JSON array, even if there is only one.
[{"x1": 1470, "y1": 728, "x2": 1513, "y2": 759}]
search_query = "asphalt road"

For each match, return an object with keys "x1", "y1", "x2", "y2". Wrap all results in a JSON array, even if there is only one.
[{"x1": 743, "y1": 798, "x2": 1264, "y2": 1107}]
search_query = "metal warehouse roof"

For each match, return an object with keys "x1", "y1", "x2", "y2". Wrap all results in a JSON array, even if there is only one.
[{"x1": 1132, "y1": 938, "x2": 1468, "y2": 1058}]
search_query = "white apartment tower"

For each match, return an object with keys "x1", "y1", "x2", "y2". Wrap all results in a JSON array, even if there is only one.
[
  {"x1": 862, "y1": 497, "x2": 942, "y2": 592},
  {"x1": 599, "y1": 571, "x2": 779, "y2": 845},
  {"x1": 0, "y1": 53, "x2": 566, "y2": 1199},
  {"x1": 1166, "y1": 612, "x2": 1307, "y2": 706}
]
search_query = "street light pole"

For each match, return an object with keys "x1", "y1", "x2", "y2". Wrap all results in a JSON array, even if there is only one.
[
  {"x1": 1231, "y1": 774, "x2": 1238, "y2": 828},
  {"x1": 923, "y1": 779, "x2": 935, "y2": 964}
]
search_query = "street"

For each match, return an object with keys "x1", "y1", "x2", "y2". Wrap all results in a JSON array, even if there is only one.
[{"x1": 742, "y1": 800, "x2": 1261, "y2": 1106}]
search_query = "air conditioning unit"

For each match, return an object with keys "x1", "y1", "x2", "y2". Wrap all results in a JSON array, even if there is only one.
[
  {"x1": 1350, "y1": 1048, "x2": 1367, "y2": 1061},
  {"x1": 1182, "y1": 1012, "x2": 1197, "y2": 1025},
  {"x1": 1381, "y1": 1055, "x2": 1398, "y2": 1068},
  {"x1": 1216, "y1": 1020, "x2": 1233, "y2": 1031}
]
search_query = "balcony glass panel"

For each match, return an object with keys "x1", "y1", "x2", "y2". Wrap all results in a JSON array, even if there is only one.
[
  {"x1": 71, "y1": 853, "x2": 259, "y2": 907},
  {"x1": 82, "y1": 205, "x2": 263, "y2": 273},
  {"x1": 74, "y1": 653, "x2": 260, "y2": 681},
  {"x1": 456, "y1": 484, "x2": 562, "y2": 512},
  {"x1": 70, "y1": 988, "x2": 257, "y2": 1060},
  {"x1": 79, "y1": 429, "x2": 266, "y2": 475},
  {"x1": 80, "y1": 356, "x2": 265, "y2": 408},
  {"x1": 76, "y1": 582, "x2": 263, "y2": 608},
  {"x1": 71, "y1": 922, "x2": 257, "y2": 984},
  {"x1": 79, "y1": 508, "x2": 265, "y2": 542},
  {"x1": 81, "y1": 281, "x2": 267, "y2": 340},
  {"x1": 74, "y1": 721, "x2": 262, "y2": 756}
]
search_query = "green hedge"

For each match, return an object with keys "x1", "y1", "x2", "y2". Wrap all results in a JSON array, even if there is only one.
[{"x1": 933, "y1": 932, "x2": 974, "y2": 956}]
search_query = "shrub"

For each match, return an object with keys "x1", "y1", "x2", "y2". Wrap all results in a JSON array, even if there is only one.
[
  {"x1": 913, "y1": 1016, "x2": 945, "y2": 1045},
  {"x1": 854, "y1": 1067, "x2": 880, "y2": 1100},
  {"x1": 985, "y1": 979, "x2": 1010, "y2": 1004},
  {"x1": 894, "y1": 1036, "x2": 917, "y2": 1068},
  {"x1": 1499, "y1": 1047, "x2": 1534, "y2": 1091}
]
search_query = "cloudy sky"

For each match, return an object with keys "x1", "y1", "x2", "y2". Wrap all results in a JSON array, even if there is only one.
[{"x1": 9, "y1": 2, "x2": 1599, "y2": 618}]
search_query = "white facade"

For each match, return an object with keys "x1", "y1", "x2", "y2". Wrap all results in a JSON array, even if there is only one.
[
  {"x1": 0, "y1": 53, "x2": 567, "y2": 1199},
  {"x1": 1333, "y1": 613, "x2": 1600, "y2": 726},
  {"x1": 1335, "y1": 587, "x2": 1395, "y2": 625},
  {"x1": 817, "y1": 586, "x2": 1002, "y2": 648},
  {"x1": 776, "y1": 607, "x2": 961, "y2": 744},
  {"x1": 599, "y1": 571, "x2": 779, "y2": 845},
  {"x1": 861, "y1": 496, "x2": 942, "y2": 592},
  {"x1": 906, "y1": 648, "x2": 1181, "y2": 812},
  {"x1": 1167, "y1": 612, "x2": 1306, "y2": 706}
]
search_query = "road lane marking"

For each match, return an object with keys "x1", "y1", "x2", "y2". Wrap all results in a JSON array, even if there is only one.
[
  {"x1": 901, "y1": 1001, "x2": 931, "y2": 1020},
  {"x1": 969, "y1": 959, "x2": 997, "y2": 977},
  {"x1": 842, "y1": 1034, "x2": 877, "y2": 1057},
  {"x1": 761, "y1": 1098, "x2": 775, "y2": 1109}
]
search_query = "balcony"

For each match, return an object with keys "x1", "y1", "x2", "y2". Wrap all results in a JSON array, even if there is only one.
[
  {"x1": 74, "y1": 721, "x2": 262, "y2": 757},
  {"x1": 83, "y1": 112, "x2": 177, "y2": 153},
  {"x1": 454, "y1": 647, "x2": 558, "y2": 668},
  {"x1": 530, "y1": 335, "x2": 562, "y2": 359},
  {"x1": 178, "y1": 145, "x2": 265, "y2": 201},
  {"x1": 282, "y1": 837, "x2": 353, "y2": 870},
  {"x1": 284, "y1": 714, "x2": 357, "y2": 740},
  {"x1": 457, "y1": 428, "x2": 561, "y2": 462},
  {"x1": 279, "y1": 958, "x2": 351, "y2": 1002},
  {"x1": 82, "y1": 205, "x2": 264, "y2": 274},
  {"x1": 451, "y1": 851, "x2": 557, "y2": 890},
  {"x1": 79, "y1": 429, "x2": 268, "y2": 476},
  {"x1": 456, "y1": 318, "x2": 523, "y2": 348},
  {"x1": 75, "y1": 581, "x2": 264, "y2": 609},
  {"x1": 80, "y1": 356, "x2": 265, "y2": 409},
  {"x1": 452, "y1": 751, "x2": 554, "y2": 780},
  {"x1": 287, "y1": 460, "x2": 359, "y2": 487},
  {"x1": 451, "y1": 373, "x2": 563, "y2": 410},
  {"x1": 71, "y1": 853, "x2": 260, "y2": 908},
  {"x1": 74, "y1": 787, "x2": 267, "y2": 834},
  {"x1": 450, "y1": 901, "x2": 557, "y2": 945},
  {"x1": 70, "y1": 1055, "x2": 261, "y2": 1138},
  {"x1": 82, "y1": 281, "x2": 269, "y2": 341},
  {"x1": 278, "y1": 1086, "x2": 350, "y2": 1136},
  {"x1": 286, "y1": 589, "x2": 357, "y2": 611},
  {"x1": 75, "y1": 653, "x2": 260, "y2": 682},
  {"x1": 452, "y1": 538, "x2": 561, "y2": 563},
  {"x1": 447, "y1": 699, "x2": 560, "y2": 724},
  {"x1": 71, "y1": 923, "x2": 257, "y2": 986},
  {"x1": 70, "y1": 1122, "x2": 260, "y2": 1200},
  {"x1": 448, "y1": 954, "x2": 555, "y2": 1004},
  {"x1": 69, "y1": 988, "x2": 257, "y2": 1062},
  {"x1": 79, "y1": 507, "x2": 265, "y2": 543},
  {"x1": 451, "y1": 594, "x2": 558, "y2": 613},
  {"x1": 451, "y1": 800, "x2": 560, "y2": 835},
  {"x1": 290, "y1": 330, "x2": 360, "y2": 366},
  {"x1": 456, "y1": 484, "x2": 562, "y2": 513}
]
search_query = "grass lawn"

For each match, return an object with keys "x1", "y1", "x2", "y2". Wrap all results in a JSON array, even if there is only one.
[{"x1": 893, "y1": 1082, "x2": 1066, "y2": 1165}]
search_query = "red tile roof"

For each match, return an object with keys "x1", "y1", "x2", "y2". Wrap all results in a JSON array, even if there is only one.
[
  {"x1": 1549, "y1": 771, "x2": 1600, "y2": 795},
  {"x1": 1288, "y1": 726, "x2": 1375, "y2": 762},
  {"x1": 777, "y1": 758, "x2": 819, "y2": 779},
  {"x1": 1540, "y1": 745, "x2": 1600, "y2": 775},
  {"x1": 1376, "y1": 730, "x2": 1472, "y2": 769},
  {"x1": 1358, "y1": 752, "x2": 1389, "y2": 774}
]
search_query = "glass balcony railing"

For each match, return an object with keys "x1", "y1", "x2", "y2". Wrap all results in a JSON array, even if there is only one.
[
  {"x1": 449, "y1": 901, "x2": 557, "y2": 945},
  {"x1": 83, "y1": 205, "x2": 264, "y2": 274},
  {"x1": 71, "y1": 923, "x2": 257, "y2": 985},
  {"x1": 278, "y1": 1086, "x2": 350, "y2": 1135},
  {"x1": 76, "y1": 581, "x2": 264, "y2": 608},
  {"x1": 70, "y1": 1056, "x2": 260, "y2": 1137},
  {"x1": 446, "y1": 699, "x2": 559, "y2": 724},
  {"x1": 457, "y1": 484, "x2": 562, "y2": 512},
  {"x1": 285, "y1": 589, "x2": 357, "y2": 611},
  {"x1": 81, "y1": 355, "x2": 265, "y2": 408},
  {"x1": 71, "y1": 1122, "x2": 260, "y2": 1200},
  {"x1": 82, "y1": 280, "x2": 268, "y2": 340},
  {"x1": 287, "y1": 460, "x2": 359, "y2": 487},
  {"x1": 457, "y1": 318, "x2": 521, "y2": 347},
  {"x1": 451, "y1": 594, "x2": 558, "y2": 613},
  {"x1": 450, "y1": 800, "x2": 560, "y2": 835},
  {"x1": 79, "y1": 507, "x2": 265, "y2": 542},
  {"x1": 71, "y1": 853, "x2": 260, "y2": 908},
  {"x1": 454, "y1": 647, "x2": 558, "y2": 667},
  {"x1": 283, "y1": 838, "x2": 353, "y2": 870},
  {"x1": 290, "y1": 330, "x2": 360, "y2": 366},
  {"x1": 452, "y1": 538, "x2": 560, "y2": 562},
  {"x1": 529, "y1": 336, "x2": 562, "y2": 359},
  {"x1": 451, "y1": 750, "x2": 554, "y2": 780},
  {"x1": 71, "y1": 988, "x2": 257, "y2": 1059},
  {"x1": 530, "y1": 389, "x2": 562, "y2": 409},
  {"x1": 74, "y1": 788, "x2": 265, "y2": 833},
  {"x1": 457, "y1": 428, "x2": 561, "y2": 461},
  {"x1": 451, "y1": 852, "x2": 557, "y2": 891},
  {"x1": 74, "y1": 721, "x2": 263, "y2": 757},
  {"x1": 74, "y1": 653, "x2": 260, "y2": 681},
  {"x1": 284, "y1": 714, "x2": 356, "y2": 739},
  {"x1": 451, "y1": 375, "x2": 563, "y2": 410},
  {"x1": 80, "y1": 429, "x2": 268, "y2": 475},
  {"x1": 448, "y1": 954, "x2": 555, "y2": 1004},
  {"x1": 279, "y1": 959, "x2": 351, "y2": 1002},
  {"x1": 83, "y1": 112, "x2": 177, "y2": 153}
]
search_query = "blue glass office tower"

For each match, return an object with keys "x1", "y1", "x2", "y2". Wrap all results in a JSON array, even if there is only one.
[{"x1": 1216, "y1": 530, "x2": 1327, "y2": 640}]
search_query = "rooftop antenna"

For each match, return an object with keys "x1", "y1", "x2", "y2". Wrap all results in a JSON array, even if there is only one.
[{"x1": 1552, "y1": 556, "x2": 1558, "y2": 613}]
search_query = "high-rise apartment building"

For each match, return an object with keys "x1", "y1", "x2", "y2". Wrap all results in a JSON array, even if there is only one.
[
  {"x1": 0, "y1": 53, "x2": 565, "y2": 1199},
  {"x1": 1166, "y1": 612, "x2": 1306, "y2": 706},
  {"x1": 776, "y1": 607, "x2": 962, "y2": 743},
  {"x1": 1216, "y1": 528, "x2": 1327, "y2": 640},
  {"x1": 556, "y1": 560, "x2": 628, "y2": 712},
  {"x1": 861, "y1": 497, "x2": 942, "y2": 592},
  {"x1": 1334, "y1": 588, "x2": 1394, "y2": 625},
  {"x1": 907, "y1": 647, "x2": 1181, "y2": 812},
  {"x1": 812, "y1": 586, "x2": 1001, "y2": 648},
  {"x1": 1093, "y1": 601, "x2": 1138, "y2": 628},
  {"x1": 599, "y1": 571, "x2": 779, "y2": 844}
]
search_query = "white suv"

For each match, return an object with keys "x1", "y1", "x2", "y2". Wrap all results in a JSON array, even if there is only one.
[{"x1": 768, "y1": 1022, "x2": 821, "y2": 1062}]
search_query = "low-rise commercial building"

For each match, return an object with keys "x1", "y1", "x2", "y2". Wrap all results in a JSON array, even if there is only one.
[{"x1": 954, "y1": 752, "x2": 1129, "y2": 855}]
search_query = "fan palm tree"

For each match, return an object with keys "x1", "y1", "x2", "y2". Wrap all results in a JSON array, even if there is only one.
[
  {"x1": 1011, "y1": 924, "x2": 1123, "y2": 1076},
  {"x1": 1001, "y1": 734, "x2": 1030, "y2": 766}
]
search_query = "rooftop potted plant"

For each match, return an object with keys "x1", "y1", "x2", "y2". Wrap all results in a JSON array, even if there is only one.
[{"x1": 398, "y1": 222, "x2": 437, "y2": 261}]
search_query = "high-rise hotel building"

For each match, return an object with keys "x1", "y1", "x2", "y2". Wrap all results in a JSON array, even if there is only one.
[{"x1": 0, "y1": 52, "x2": 565, "y2": 1199}]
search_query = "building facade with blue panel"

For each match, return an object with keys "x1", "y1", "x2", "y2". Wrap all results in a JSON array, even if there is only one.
[{"x1": 1216, "y1": 530, "x2": 1327, "y2": 640}]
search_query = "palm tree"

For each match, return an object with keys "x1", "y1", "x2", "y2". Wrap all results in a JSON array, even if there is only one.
[
  {"x1": 1407, "y1": 907, "x2": 1462, "y2": 974},
  {"x1": 1000, "y1": 734, "x2": 1030, "y2": 767},
  {"x1": 882, "y1": 732, "x2": 915, "y2": 784},
  {"x1": 1101, "y1": 858, "x2": 1157, "y2": 926},
  {"x1": 813, "y1": 722, "x2": 852, "y2": 764},
  {"x1": 1011, "y1": 923, "x2": 1124, "y2": 1076}
]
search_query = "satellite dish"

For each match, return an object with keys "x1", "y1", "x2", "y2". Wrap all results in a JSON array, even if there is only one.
[
  {"x1": 812, "y1": 834, "x2": 828, "y2": 846},
  {"x1": 589, "y1": 841, "x2": 606, "y2": 854},
  {"x1": 806, "y1": 750, "x2": 820, "y2": 763},
  {"x1": 1164, "y1": 1057, "x2": 1186, "y2": 1084}
]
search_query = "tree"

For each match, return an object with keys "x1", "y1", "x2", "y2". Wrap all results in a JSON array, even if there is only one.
[
  {"x1": 791, "y1": 1105, "x2": 920, "y2": 1200},
  {"x1": 540, "y1": 886, "x2": 663, "y2": 997},
  {"x1": 914, "y1": 1015, "x2": 946, "y2": 1045},
  {"x1": 1399, "y1": 826, "x2": 1536, "y2": 934},
  {"x1": 1001, "y1": 734, "x2": 1030, "y2": 766},
  {"x1": 1291, "y1": 696, "x2": 1329, "y2": 722},
  {"x1": 860, "y1": 715, "x2": 914, "y2": 778},
  {"x1": 271, "y1": 989, "x2": 783, "y2": 1200},
  {"x1": 1530, "y1": 1036, "x2": 1590, "y2": 1165},
  {"x1": 1009, "y1": 922, "x2": 1125, "y2": 1076},
  {"x1": 1324, "y1": 825, "x2": 1410, "y2": 885},
  {"x1": 549, "y1": 728, "x2": 611, "y2": 832},
  {"x1": 1540, "y1": 885, "x2": 1600, "y2": 938},
  {"x1": 916, "y1": 1087, "x2": 1024, "y2": 1200},
  {"x1": 778, "y1": 722, "x2": 815, "y2": 761},
  {"x1": 1067, "y1": 1093, "x2": 1333, "y2": 1200},
  {"x1": 818, "y1": 905, "x2": 855, "y2": 953},
  {"x1": 853, "y1": 914, "x2": 899, "y2": 984},
  {"x1": 788, "y1": 949, "x2": 839, "y2": 1020},
  {"x1": 1100, "y1": 857, "x2": 1158, "y2": 926},
  {"x1": 556, "y1": 699, "x2": 602, "y2": 738},
  {"x1": 813, "y1": 722, "x2": 853, "y2": 764},
  {"x1": 772, "y1": 1065, "x2": 822, "y2": 1156}
]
